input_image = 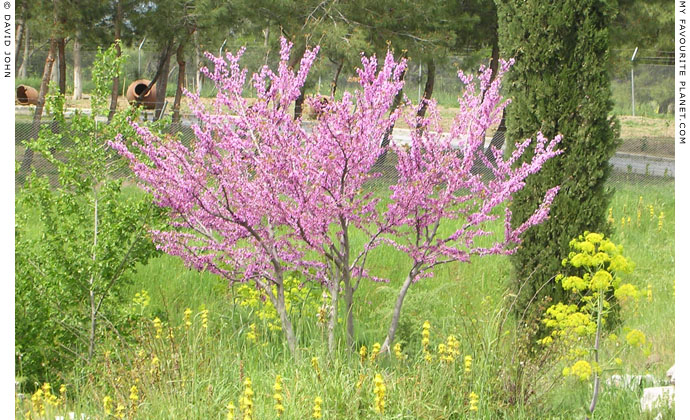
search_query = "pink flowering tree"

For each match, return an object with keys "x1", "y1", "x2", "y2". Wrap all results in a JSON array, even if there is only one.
[
  {"x1": 302, "y1": 51, "x2": 407, "y2": 350},
  {"x1": 379, "y1": 60, "x2": 563, "y2": 353},
  {"x1": 111, "y1": 39, "x2": 409, "y2": 353},
  {"x1": 110, "y1": 39, "x2": 324, "y2": 354}
]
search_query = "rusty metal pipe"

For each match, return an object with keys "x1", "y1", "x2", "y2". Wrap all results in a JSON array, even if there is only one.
[
  {"x1": 16, "y1": 84, "x2": 38, "y2": 105},
  {"x1": 126, "y1": 79, "x2": 157, "y2": 109}
]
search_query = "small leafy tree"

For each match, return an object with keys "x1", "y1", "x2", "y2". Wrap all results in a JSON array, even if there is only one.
[
  {"x1": 379, "y1": 60, "x2": 563, "y2": 352},
  {"x1": 15, "y1": 43, "x2": 162, "y2": 385}
]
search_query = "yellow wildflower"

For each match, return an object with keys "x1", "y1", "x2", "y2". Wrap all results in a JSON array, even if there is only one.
[
  {"x1": 153, "y1": 317, "x2": 163, "y2": 339},
  {"x1": 359, "y1": 345, "x2": 367, "y2": 362},
  {"x1": 227, "y1": 401, "x2": 236, "y2": 420},
  {"x1": 469, "y1": 391, "x2": 479, "y2": 411},
  {"x1": 239, "y1": 377, "x2": 254, "y2": 420},
  {"x1": 103, "y1": 395, "x2": 114, "y2": 415},
  {"x1": 273, "y1": 375, "x2": 284, "y2": 417},
  {"x1": 422, "y1": 320, "x2": 431, "y2": 351},
  {"x1": 312, "y1": 396, "x2": 323, "y2": 419},
  {"x1": 614, "y1": 283, "x2": 639, "y2": 304},
  {"x1": 570, "y1": 360, "x2": 592, "y2": 381},
  {"x1": 371, "y1": 343, "x2": 381, "y2": 362},
  {"x1": 200, "y1": 309, "x2": 209, "y2": 330},
  {"x1": 115, "y1": 403, "x2": 125, "y2": 419},
  {"x1": 646, "y1": 284, "x2": 653, "y2": 302},
  {"x1": 626, "y1": 329, "x2": 646, "y2": 347},
  {"x1": 246, "y1": 323, "x2": 258, "y2": 343},
  {"x1": 589, "y1": 270, "x2": 612, "y2": 292},
  {"x1": 184, "y1": 308, "x2": 192, "y2": 328},
  {"x1": 373, "y1": 373, "x2": 386, "y2": 414},
  {"x1": 464, "y1": 355, "x2": 472, "y2": 373},
  {"x1": 394, "y1": 342, "x2": 405, "y2": 360}
]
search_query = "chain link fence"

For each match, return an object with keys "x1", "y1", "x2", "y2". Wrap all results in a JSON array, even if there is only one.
[{"x1": 15, "y1": 45, "x2": 674, "y2": 190}]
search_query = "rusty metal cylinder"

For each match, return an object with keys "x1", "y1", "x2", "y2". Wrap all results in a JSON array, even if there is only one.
[
  {"x1": 16, "y1": 85, "x2": 38, "y2": 105},
  {"x1": 126, "y1": 79, "x2": 157, "y2": 109}
]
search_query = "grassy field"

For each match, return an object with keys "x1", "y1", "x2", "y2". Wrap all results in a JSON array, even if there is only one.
[{"x1": 15, "y1": 177, "x2": 675, "y2": 419}]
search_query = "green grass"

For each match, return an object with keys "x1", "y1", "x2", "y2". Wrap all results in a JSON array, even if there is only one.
[{"x1": 15, "y1": 179, "x2": 675, "y2": 419}]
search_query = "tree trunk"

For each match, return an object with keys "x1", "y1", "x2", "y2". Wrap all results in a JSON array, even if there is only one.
[
  {"x1": 327, "y1": 275, "x2": 340, "y2": 353},
  {"x1": 73, "y1": 33, "x2": 82, "y2": 100},
  {"x1": 154, "y1": 52, "x2": 172, "y2": 121},
  {"x1": 19, "y1": 37, "x2": 56, "y2": 183},
  {"x1": 194, "y1": 30, "x2": 201, "y2": 94},
  {"x1": 331, "y1": 58, "x2": 344, "y2": 97},
  {"x1": 343, "y1": 275, "x2": 355, "y2": 349},
  {"x1": 380, "y1": 263, "x2": 422, "y2": 354},
  {"x1": 274, "y1": 282, "x2": 298, "y2": 355},
  {"x1": 483, "y1": 41, "x2": 506, "y2": 165},
  {"x1": 288, "y1": 42, "x2": 307, "y2": 120},
  {"x1": 108, "y1": 0, "x2": 122, "y2": 122},
  {"x1": 15, "y1": 18, "x2": 24, "y2": 64},
  {"x1": 57, "y1": 37, "x2": 66, "y2": 95},
  {"x1": 379, "y1": 52, "x2": 408, "y2": 150},
  {"x1": 171, "y1": 41, "x2": 186, "y2": 132},
  {"x1": 134, "y1": 42, "x2": 173, "y2": 107},
  {"x1": 18, "y1": 25, "x2": 29, "y2": 78},
  {"x1": 416, "y1": 59, "x2": 436, "y2": 120}
]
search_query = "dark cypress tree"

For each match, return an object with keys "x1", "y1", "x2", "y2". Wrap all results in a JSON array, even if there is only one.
[{"x1": 495, "y1": 0, "x2": 621, "y2": 320}]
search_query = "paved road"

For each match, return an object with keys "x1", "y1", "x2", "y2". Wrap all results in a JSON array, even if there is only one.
[{"x1": 387, "y1": 128, "x2": 675, "y2": 178}]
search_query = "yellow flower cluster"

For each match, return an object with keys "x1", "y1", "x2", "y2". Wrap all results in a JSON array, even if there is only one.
[
  {"x1": 129, "y1": 384, "x2": 139, "y2": 416},
  {"x1": 373, "y1": 373, "x2": 386, "y2": 414},
  {"x1": 312, "y1": 396, "x2": 323, "y2": 419},
  {"x1": 359, "y1": 345, "x2": 368, "y2": 362},
  {"x1": 563, "y1": 360, "x2": 593, "y2": 381},
  {"x1": 626, "y1": 329, "x2": 646, "y2": 347},
  {"x1": 103, "y1": 395, "x2": 114, "y2": 415},
  {"x1": 614, "y1": 283, "x2": 640, "y2": 304},
  {"x1": 246, "y1": 323, "x2": 258, "y2": 343},
  {"x1": 30, "y1": 382, "x2": 62, "y2": 417},
  {"x1": 422, "y1": 320, "x2": 432, "y2": 362},
  {"x1": 132, "y1": 289, "x2": 150, "y2": 308},
  {"x1": 541, "y1": 303, "x2": 596, "y2": 340},
  {"x1": 152, "y1": 317, "x2": 163, "y2": 338},
  {"x1": 273, "y1": 374, "x2": 285, "y2": 417},
  {"x1": 226, "y1": 401, "x2": 236, "y2": 420},
  {"x1": 201, "y1": 308, "x2": 209, "y2": 330},
  {"x1": 239, "y1": 377, "x2": 254, "y2": 420},
  {"x1": 438, "y1": 335, "x2": 460, "y2": 363},
  {"x1": 184, "y1": 308, "x2": 192, "y2": 329},
  {"x1": 464, "y1": 355, "x2": 472, "y2": 373},
  {"x1": 468, "y1": 391, "x2": 479, "y2": 412},
  {"x1": 393, "y1": 342, "x2": 406, "y2": 361},
  {"x1": 370, "y1": 342, "x2": 381, "y2": 362},
  {"x1": 235, "y1": 276, "x2": 324, "y2": 332}
]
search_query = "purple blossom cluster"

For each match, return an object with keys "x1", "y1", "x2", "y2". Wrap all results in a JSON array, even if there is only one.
[{"x1": 110, "y1": 38, "x2": 562, "y2": 352}]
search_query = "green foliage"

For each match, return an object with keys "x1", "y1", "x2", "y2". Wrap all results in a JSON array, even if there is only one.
[
  {"x1": 496, "y1": 0, "x2": 621, "y2": 322},
  {"x1": 540, "y1": 232, "x2": 648, "y2": 416},
  {"x1": 15, "y1": 43, "x2": 164, "y2": 386}
]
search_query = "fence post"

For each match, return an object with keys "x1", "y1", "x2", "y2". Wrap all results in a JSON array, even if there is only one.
[{"x1": 631, "y1": 47, "x2": 638, "y2": 116}]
